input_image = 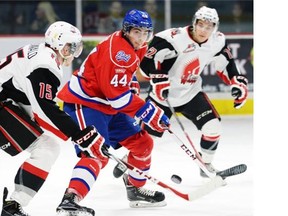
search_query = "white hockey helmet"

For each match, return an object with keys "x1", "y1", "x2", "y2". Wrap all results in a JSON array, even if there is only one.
[
  {"x1": 192, "y1": 6, "x2": 219, "y2": 32},
  {"x1": 45, "y1": 21, "x2": 83, "y2": 58}
]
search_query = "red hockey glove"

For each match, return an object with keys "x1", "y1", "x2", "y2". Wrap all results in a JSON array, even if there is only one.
[
  {"x1": 130, "y1": 75, "x2": 140, "y2": 95},
  {"x1": 72, "y1": 126, "x2": 108, "y2": 163},
  {"x1": 150, "y1": 73, "x2": 170, "y2": 101},
  {"x1": 135, "y1": 100, "x2": 170, "y2": 133},
  {"x1": 230, "y1": 75, "x2": 248, "y2": 109}
]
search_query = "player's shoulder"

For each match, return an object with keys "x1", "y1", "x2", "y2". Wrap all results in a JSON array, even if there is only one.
[
  {"x1": 154, "y1": 26, "x2": 191, "y2": 50},
  {"x1": 34, "y1": 43, "x2": 62, "y2": 78},
  {"x1": 108, "y1": 31, "x2": 140, "y2": 68},
  {"x1": 156, "y1": 26, "x2": 188, "y2": 40},
  {"x1": 210, "y1": 31, "x2": 226, "y2": 47}
]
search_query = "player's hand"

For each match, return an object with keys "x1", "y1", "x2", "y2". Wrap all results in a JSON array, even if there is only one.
[
  {"x1": 150, "y1": 73, "x2": 170, "y2": 101},
  {"x1": 230, "y1": 75, "x2": 248, "y2": 109},
  {"x1": 135, "y1": 100, "x2": 170, "y2": 132},
  {"x1": 72, "y1": 126, "x2": 108, "y2": 164}
]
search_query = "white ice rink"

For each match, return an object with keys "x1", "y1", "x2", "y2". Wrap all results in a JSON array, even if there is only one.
[{"x1": 0, "y1": 115, "x2": 253, "y2": 216}]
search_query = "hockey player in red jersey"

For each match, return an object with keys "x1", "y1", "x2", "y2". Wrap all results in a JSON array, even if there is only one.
[
  {"x1": 56, "y1": 9, "x2": 170, "y2": 213},
  {"x1": 137, "y1": 6, "x2": 248, "y2": 177},
  {"x1": 0, "y1": 21, "x2": 106, "y2": 216}
]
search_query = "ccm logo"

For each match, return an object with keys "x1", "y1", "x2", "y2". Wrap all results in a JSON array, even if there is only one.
[
  {"x1": 74, "y1": 128, "x2": 96, "y2": 145},
  {"x1": 0, "y1": 142, "x2": 11, "y2": 150},
  {"x1": 181, "y1": 144, "x2": 196, "y2": 160},
  {"x1": 196, "y1": 110, "x2": 212, "y2": 121},
  {"x1": 139, "y1": 104, "x2": 153, "y2": 119}
]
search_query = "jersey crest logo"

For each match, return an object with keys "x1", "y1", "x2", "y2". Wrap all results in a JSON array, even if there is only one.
[
  {"x1": 115, "y1": 51, "x2": 131, "y2": 62},
  {"x1": 181, "y1": 58, "x2": 200, "y2": 84},
  {"x1": 183, "y1": 43, "x2": 196, "y2": 53}
]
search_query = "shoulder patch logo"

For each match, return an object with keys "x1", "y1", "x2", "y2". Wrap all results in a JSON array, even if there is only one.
[
  {"x1": 170, "y1": 28, "x2": 180, "y2": 38},
  {"x1": 183, "y1": 43, "x2": 196, "y2": 53},
  {"x1": 115, "y1": 51, "x2": 131, "y2": 62}
]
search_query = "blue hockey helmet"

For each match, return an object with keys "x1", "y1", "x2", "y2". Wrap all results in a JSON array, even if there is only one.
[{"x1": 122, "y1": 9, "x2": 153, "y2": 33}]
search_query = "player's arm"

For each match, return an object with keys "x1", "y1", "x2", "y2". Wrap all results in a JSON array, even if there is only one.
[
  {"x1": 27, "y1": 67, "x2": 80, "y2": 140},
  {"x1": 104, "y1": 66, "x2": 170, "y2": 132},
  {"x1": 140, "y1": 36, "x2": 177, "y2": 101},
  {"x1": 215, "y1": 43, "x2": 248, "y2": 109},
  {"x1": 27, "y1": 67, "x2": 109, "y2": 161}
]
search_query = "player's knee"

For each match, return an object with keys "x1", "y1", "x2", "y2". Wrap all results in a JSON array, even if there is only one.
[
  {"x1": 134, "y1": 130, "x2": 153, "y2": 158},
  {"x1": 121, "y1": 130, "x2": 154, "y2": 158},
  {"x1": 201, "y1": 118, "x2": 221, "y2": 141},
  {"x1": 29, "y1": 134, "x2": 60, "y2": 171}
]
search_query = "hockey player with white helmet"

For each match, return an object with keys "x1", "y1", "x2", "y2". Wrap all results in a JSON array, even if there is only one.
[
  {"x1": 137, "y1": 6, "x2": 248, "y2": 176},
  {"x1": 0, "y1": 21, "x2": 105, "y2": 216}
]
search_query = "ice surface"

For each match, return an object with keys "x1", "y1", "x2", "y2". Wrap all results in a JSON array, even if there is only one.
[{"x1": 0, "y1": 115, "x2": 253, "y2": 216}]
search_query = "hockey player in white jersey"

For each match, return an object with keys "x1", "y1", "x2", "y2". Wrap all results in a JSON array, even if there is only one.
[
  {"x1": 138, "y1": 6, "x2": 249, "y2": 176},
  {"x1": 0, "y1": 21, "x2": 105, "y2": 216}
]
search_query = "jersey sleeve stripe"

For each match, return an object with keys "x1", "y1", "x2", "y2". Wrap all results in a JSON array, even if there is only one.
[{"x1": 107, "y1": 90, "x2": 133, "y2": 110}]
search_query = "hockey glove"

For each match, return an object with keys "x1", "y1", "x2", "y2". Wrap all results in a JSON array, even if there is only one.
[
  {"x1": 230, "y1": 75, "x2": 248, "y2": 109},
  {"x1": 150, "y1": 73, "x2": 170, "y2": 101},
  {"x1": 72, "y1": 126, "x2": 108, "y2": 163},
  {"x1": 135, "y1": 100, "x2": 170, "y2": 133},
  {"x1": 130, "y1": 74, "x2": 140, "y2": 95}
]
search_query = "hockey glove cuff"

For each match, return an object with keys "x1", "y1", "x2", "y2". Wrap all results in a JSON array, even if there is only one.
[
  {"x1": 150, "y1": 73, "x2": 170, "y2": 101},
  {"x1": 230, "y1": 75, "x2": 248, "y2": 109},
  {"x1": 136, "y1": 100, "x2": 170, "y2": 133},
  {"x1": 72, "y1": 126, "x2": 108, "y2": 164}
]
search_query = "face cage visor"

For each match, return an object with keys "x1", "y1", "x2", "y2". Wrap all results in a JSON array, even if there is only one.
[
  {"x1": 68, "y1": 41, "x2": 83, "y2": 58},
  {"x1": 128, "y1": 27, "x2": 154, "y2": 43},
  {"x1": 59, "y1": 41, "x2": 84, "y2": 59}
]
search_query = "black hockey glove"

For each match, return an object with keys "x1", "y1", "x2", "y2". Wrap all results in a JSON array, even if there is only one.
[
  {"x1": 230, "y1": 75, "x2": 248, "y2": 109},
  {"x1": 150, "y1": 72, "x2": 170, "y2": 101},
  {"x1": 72, "y1": 126, "x2": 108, "y2": 163}
]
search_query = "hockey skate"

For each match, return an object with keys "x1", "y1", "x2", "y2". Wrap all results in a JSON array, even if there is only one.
[
  {"x1": 1, "y1": 187, "x2": 30, "y2": 216},
  {"x1": 198, "y1": 152, "x2": 219, "y2": 178},
  {"x1": 123, "y1": 173, "x2": 167, "y2": 208},
  {"x1": 112, "y1": 154, "x2": 128, "y2": 178},
  {"x1": 200, "y1": 163, "x2": 219, "y2": 178},
  {"x1": 56, "y1": 190, "x2": 95, "y2": 216}
]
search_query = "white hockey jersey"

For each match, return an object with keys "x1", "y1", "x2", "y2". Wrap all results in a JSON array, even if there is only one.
[
  {"x1": 0, "y1": 43, "x2": 80, "y2": 140},
  {"x1": 140, "y1": 26, "x2": 240, "y2": 107}
]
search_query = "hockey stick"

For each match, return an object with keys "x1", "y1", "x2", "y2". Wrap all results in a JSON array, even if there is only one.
[
  {"x1": 165, "y1": 99, "x2": 247, "y2": 179},
  {"x1": 165, "y1": 128, "x2": 247, "y2": 178},
  {"x1": 165, "y1": 98, "x2": 217, "y2": 178},
  {"x1": 103, "y1": 149, "x2": 225, "y2": 201},
  {"x1": 165, "y1": 128, "x2": 216, "y2": 178}
]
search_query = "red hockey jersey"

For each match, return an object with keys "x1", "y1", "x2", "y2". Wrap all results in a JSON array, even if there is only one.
[{"x1": 58, "y1": 31, "x2": 147, "y2": 117}]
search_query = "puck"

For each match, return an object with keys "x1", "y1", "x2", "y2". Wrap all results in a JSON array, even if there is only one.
[{"x1": 171, "y1": 174, "x2": 182, "y2": 184}]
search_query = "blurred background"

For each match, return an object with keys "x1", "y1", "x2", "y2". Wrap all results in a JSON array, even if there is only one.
[
  {"x1": 0, "y1": 0, "x2": 253, "y2": 115},
  {"x1": 0, "y1": 0, "x2": 253, "y2": 35}
]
